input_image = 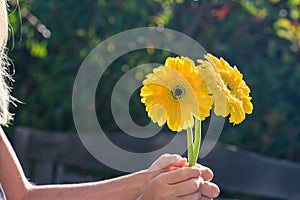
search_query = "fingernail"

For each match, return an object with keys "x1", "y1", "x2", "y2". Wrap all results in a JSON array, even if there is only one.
[{"x1": 198, "y1": 177, "x2": 204, "y2": 185}]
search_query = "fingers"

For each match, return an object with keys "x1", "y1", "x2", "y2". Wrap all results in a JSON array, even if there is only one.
[
  {"x1": 150, "y1": 155, "x2": 214, "y2": 182},
  {"x1": 195, "y1": 163, "x2": 214, "y2": 181},
  {"x1": 150, "y1": 154, "x2": 187, "y2": 171},
  {"x1": 173, "y1": 177, "x2": 219, "y2": 199},
  {"x1": 200, "y1": 181, "x2": 220, "y2": 199},
  {"x1": 177, "y1": 191, "x2": 214, "y2": 200},
  {"x1": 163, "y1": 167, "x2": 201, "y2": 184},
  {"x1": 147, "y1": 155, "x2": 220, "y2": 200},
  {"x1": 171, "y1": 177, "x2": 203, "y2": 197},
  {"x1": 164, "y1": 157, "x2": 187, "y2": 171},
  {"x1": 200, "y1": 196, "x2": 213, "y2": 200},
  {"x1": 177, "y1": 191, "x2": 201, "y2": 200},
  {"x1": 143, "y1": 166, "x2": 219, "y2": 200},
  {"x1": 141, "y1": 168, "x2": 201, "y2": 200}
]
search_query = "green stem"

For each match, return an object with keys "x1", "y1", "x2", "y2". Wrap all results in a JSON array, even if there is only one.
[
  {"x1": 191, "y1": 119, "x2": 201, "y2": 166},
  {"x1": 187, "y1": 127, "x2": 194, "y2": 167}
]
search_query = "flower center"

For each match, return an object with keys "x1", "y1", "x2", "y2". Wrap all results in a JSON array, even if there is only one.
[
  {"x1": 224, "y1": 79, "x2": 236, "y2": 96},
  {"x1": 175, "y1": 88, "x2": 183, "y2": 96},
  {"x1": 170, "y1": 85, "x2": 186, "y2": 101}
]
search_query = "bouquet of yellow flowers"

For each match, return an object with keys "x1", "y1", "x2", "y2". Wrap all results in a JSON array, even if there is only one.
[{"x1": 140, "y1": 53, "x2": 253, "y2": 166}]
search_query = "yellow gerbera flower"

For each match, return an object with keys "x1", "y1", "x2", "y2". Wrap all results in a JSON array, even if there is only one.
[
  {"x1": 140, "y1": 57, "x2": 212, "y2": 132},
  {"x1": 197, "y1": 53, "x2": 253, "y2": 124}
]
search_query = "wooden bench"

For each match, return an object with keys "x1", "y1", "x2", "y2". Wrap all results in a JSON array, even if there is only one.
[{"x1": 13, "y1": 126, "x2": 300, "y2": 199}]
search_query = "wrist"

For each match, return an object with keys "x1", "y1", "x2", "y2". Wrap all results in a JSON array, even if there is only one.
[
  {"x1": 140, "y1": 168, "x2": 161, "y2": 184},
  {"x1": 135, "y1": 169, "x2": 156, "y2": 200},
  {"x1": 139, "y1": 169, "x2": 152, "y2": 185}
]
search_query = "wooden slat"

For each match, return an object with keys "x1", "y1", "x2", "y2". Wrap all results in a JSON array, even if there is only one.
[
  {"x1": 13, "y1": 128, "x2": 31, "y2": 176},
  {"x1": 16, "y1": 127, "x2": 109, "y2": 170},
  {"x1": 32, "y1": 162, "x2": 54, "y2": 184},
  {"x1": 13, "y1": 126, "x2": 300, "y2": 199},
  {"x1": 15, "y1": 126, "x2": 176, "y2": 171},
  {"x1": 201, "y1": 144, "x2": 300, "y2": 200}
]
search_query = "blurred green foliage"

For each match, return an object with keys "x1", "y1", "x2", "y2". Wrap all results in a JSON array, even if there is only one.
[{"x1": 6, "y1": 0, "x2": 300, "y2": 198}]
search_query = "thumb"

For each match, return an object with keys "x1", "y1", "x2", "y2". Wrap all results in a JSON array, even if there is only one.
[{"x1": 150, "y1": 154, "x2": 187, "y2": 171}]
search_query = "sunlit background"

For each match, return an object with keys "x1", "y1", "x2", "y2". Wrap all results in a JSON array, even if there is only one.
[{"x1": 5, "y1": 0, "x2": 300, "y2": 199}]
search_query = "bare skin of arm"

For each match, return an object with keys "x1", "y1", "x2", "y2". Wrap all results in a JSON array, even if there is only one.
[
  {"x1": 0, "y1": 127, "x2": 29, "y2": 200},
  {"x1": 0, "y1": 127, "x2": 219, "y2": 200}
]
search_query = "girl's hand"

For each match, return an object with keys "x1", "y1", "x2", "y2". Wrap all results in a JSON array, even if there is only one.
[
  {"x1": 145, "y1": 154, "x2": 220, "y2": 199},
  {"x1": 139, "y1": 166, "x2": 219, "y2": 200},
  {"x1": 149, "y1": 154, "x2": 188, "y2": 172}
]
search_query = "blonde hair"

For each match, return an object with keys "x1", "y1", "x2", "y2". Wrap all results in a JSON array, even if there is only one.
[{"x1": 0, "y1": 0, "x2": 13, "y2": 126}]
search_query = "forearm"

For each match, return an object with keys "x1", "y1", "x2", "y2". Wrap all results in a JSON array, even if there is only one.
[
  {"x1": 0, "y1": 128, "x2": 30, "y2": 200},
  {"x1": 27, "y1": 169, "x2": 151, "y2": 200}
]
